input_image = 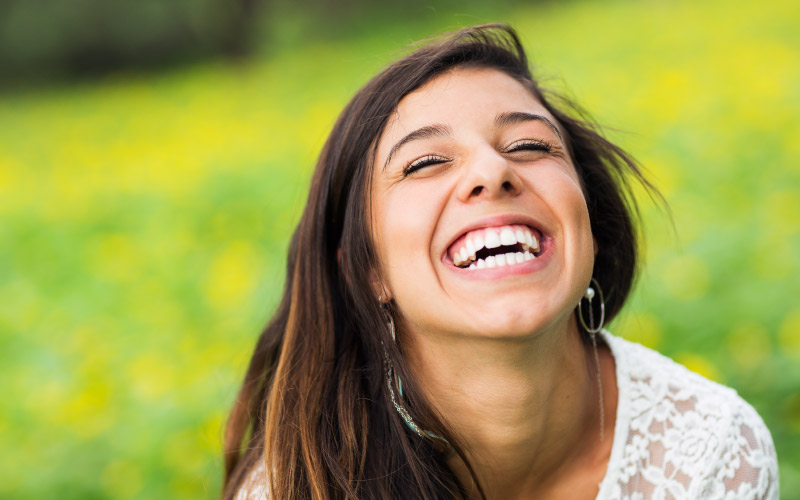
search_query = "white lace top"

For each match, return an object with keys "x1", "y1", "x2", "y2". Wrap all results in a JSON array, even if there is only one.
[
  {"x1": 235, "y1": 331, "x2": 779, "y2": 499},
  {"x1": 597, "y1": 331, "x2": 778, "y2": 499}
]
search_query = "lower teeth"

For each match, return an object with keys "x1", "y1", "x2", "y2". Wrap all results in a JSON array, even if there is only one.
[{"x1": 463, "y1": 250, "x2": 536, "y2": 269}]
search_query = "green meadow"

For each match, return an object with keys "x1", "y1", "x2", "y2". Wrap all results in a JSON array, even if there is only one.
[{"x1": 1, "y1": 0, "x2": 798, "y2": 498}]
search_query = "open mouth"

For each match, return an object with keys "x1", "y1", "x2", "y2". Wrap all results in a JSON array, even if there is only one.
[{"x1": 447, "y1": 224, "x2": 544, "y2": 270}]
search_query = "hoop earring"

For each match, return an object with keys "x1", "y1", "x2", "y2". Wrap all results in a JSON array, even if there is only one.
[
  {"x1": 578, "y1": 277, "x2": 605, "y2": 334},
  {"x1": 577, "y1": 277, "x2": 606, "y2": 441},
  {"x1": 382, "y1": 306, "x2": 452, "y2": 448}
]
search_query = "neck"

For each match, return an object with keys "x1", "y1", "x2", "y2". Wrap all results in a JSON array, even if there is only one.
[{"x1": 404, "y1": 317, "x2": 613, "y2": 499}]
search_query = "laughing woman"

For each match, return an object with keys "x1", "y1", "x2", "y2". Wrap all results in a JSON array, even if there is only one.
[{"x1": 222, "y1": 25, "x2": 778, "y2": 500}]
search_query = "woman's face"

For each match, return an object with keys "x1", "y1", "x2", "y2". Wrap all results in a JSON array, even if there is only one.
[{"x1": 371, "y1": 67, "x2": 595, "y2": 341}]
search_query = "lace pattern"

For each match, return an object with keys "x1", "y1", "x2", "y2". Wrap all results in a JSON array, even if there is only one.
[
  {"x1": 234, "y1": 466, "x2": 268, "y2": 500},
  {"x1": 234, "y1": 332, "x2": 779, "y2": 499},
  {"x1": 599, "y1": 331, "x2": 778, "y2": 499}
]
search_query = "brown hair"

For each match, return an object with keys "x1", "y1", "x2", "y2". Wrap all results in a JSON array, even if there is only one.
[{"x1": 222, "y1": 24, "x2": 656, "y2": 500}]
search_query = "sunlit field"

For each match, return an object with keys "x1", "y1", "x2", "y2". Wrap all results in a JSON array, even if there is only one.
[{"x1": 1, "y1": 0, "x2": 798, "y2": 498}]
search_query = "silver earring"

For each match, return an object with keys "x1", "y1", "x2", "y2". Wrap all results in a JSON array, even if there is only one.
[
  {"x1": 577, "y1": 277, "x2": 606, "y2": 441},
  {"x1": 382, "y1": 310, "x2": 424, "y2": 436},
  {"x1": 578, "y1": 277, "x2": 605, "y2": 334},
  {"x1": 386, "y1": 304, "x2": 396, "y2": 342},
  {"x1": 382, "y1": 308, "x2": 452, "y2": 448}
]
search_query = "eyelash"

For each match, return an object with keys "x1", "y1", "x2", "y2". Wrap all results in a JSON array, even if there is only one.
[
  {"x1": 503, "y1": 139, "x2": 554, "y2": 154},
  {"x1": 402, "y1": 139, "x2": 556, "y2": 177},
  {"x1": 403, "y1": 155, "x2": 449, "y2": 176}
]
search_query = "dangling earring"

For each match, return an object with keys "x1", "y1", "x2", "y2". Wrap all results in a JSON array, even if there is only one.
[
  {"x1": 577, "y1": 277, "x2": 606, "y2": 441},
  {"x1": 578, "y1": 277, "x2": 605, "y2": 334},
  {"x1": 381, "y1": 303, "x2": 452, "y2": 448},
  {"x1": 382, "y1": 309, "x2": 423, "y2": 435}
]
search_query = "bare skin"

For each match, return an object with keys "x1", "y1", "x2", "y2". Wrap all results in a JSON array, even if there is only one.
[
  {"x1": 425, "y1": 325, "x2": 618, "y2": 500},
  {"x1": 371, "y1": 68, "x2": 618, "y2": 499}
]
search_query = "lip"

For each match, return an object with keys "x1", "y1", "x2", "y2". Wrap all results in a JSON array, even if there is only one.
[{"x1": 440, "y1": 213, "x2": 553, "y2": 277}]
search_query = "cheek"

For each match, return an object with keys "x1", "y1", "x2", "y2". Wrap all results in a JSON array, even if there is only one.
[
  {"x1": 570, "y1": 190, "x2": 596, "y2": 283},
  {"x1": 536, "y1": 165, "x2": 590, "y2": 224},
  {"x1": 373, "y1": 185, "x2": 443, "y2": 292},
  {"x1": 544, "y1": 168, "x2": 595, "y2": 268}
]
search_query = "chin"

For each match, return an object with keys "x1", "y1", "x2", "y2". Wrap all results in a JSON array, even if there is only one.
[{"x1": 459, "y1": 306, "x2": 568, "y2": 340}]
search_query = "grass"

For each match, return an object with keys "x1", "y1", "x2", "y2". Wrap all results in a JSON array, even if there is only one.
[{"x1": 0, "y1": 0, "x2": 798, "y2": 497}]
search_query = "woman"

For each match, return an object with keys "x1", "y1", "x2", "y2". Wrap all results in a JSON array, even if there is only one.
[{"x1": 222, "y1": 25, "x2": 778, "y2": 499}]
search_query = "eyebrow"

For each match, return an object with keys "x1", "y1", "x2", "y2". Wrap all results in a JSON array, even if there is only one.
[
  {"x1": 494, "y1": 112, "x2": 563, "y2": 142},
  {"x1": 383, "y1": 124, "x2": 452, "y2": 170}
]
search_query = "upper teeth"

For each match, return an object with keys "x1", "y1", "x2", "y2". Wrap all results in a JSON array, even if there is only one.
[{"x1": 451, "y1": 224, "x2": 540, "y2": 268}]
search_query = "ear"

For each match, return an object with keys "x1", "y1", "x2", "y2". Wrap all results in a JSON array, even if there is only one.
[
  {"x1": 370, "y1": 270, "x2": 392, "y2": 304},
  {"x1": 341, "y1": 246, "x2": 392, "y2": 303}
]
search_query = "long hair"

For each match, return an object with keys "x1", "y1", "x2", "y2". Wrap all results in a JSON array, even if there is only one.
[{"x1": 221, "y1": 24, "x2": 656, "y2": 500}]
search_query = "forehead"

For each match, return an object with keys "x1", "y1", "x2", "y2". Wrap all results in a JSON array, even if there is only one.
[{"x1": 377, "y1": 67, "x2": 555, "y2": 156}]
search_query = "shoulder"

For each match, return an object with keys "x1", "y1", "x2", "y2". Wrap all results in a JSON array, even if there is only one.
[
  {"x1": 232, "y1": 459, "x2": 269, "y2": 500},
  {"x1": 601, "y1": 331, "x2": 779, "y2": 500}
]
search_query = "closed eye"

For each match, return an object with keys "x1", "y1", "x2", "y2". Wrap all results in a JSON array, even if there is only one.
[
  {"x1": 403, "y1": 155, "x2": 450, "y2": 176},
  {"x1": 503, "y1": 139, "x2": 554, "y2": 154}
]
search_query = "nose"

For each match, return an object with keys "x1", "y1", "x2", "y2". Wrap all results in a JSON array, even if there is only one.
[{"x1": 455, "y1": 147, "x2": 523, "y2": 202}]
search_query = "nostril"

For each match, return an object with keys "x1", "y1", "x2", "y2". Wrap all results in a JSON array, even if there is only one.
[
  {"x1": 470, "y1": 186, "x2": 484, "y2": 197},
  {"x1": 502, "y1": 180, "x2": 515, "y2": 192}
]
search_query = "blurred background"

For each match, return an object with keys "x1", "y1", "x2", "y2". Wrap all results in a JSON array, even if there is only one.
[{"x1": 0, "y1": 0, "x2": 798, "y2": 498}]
